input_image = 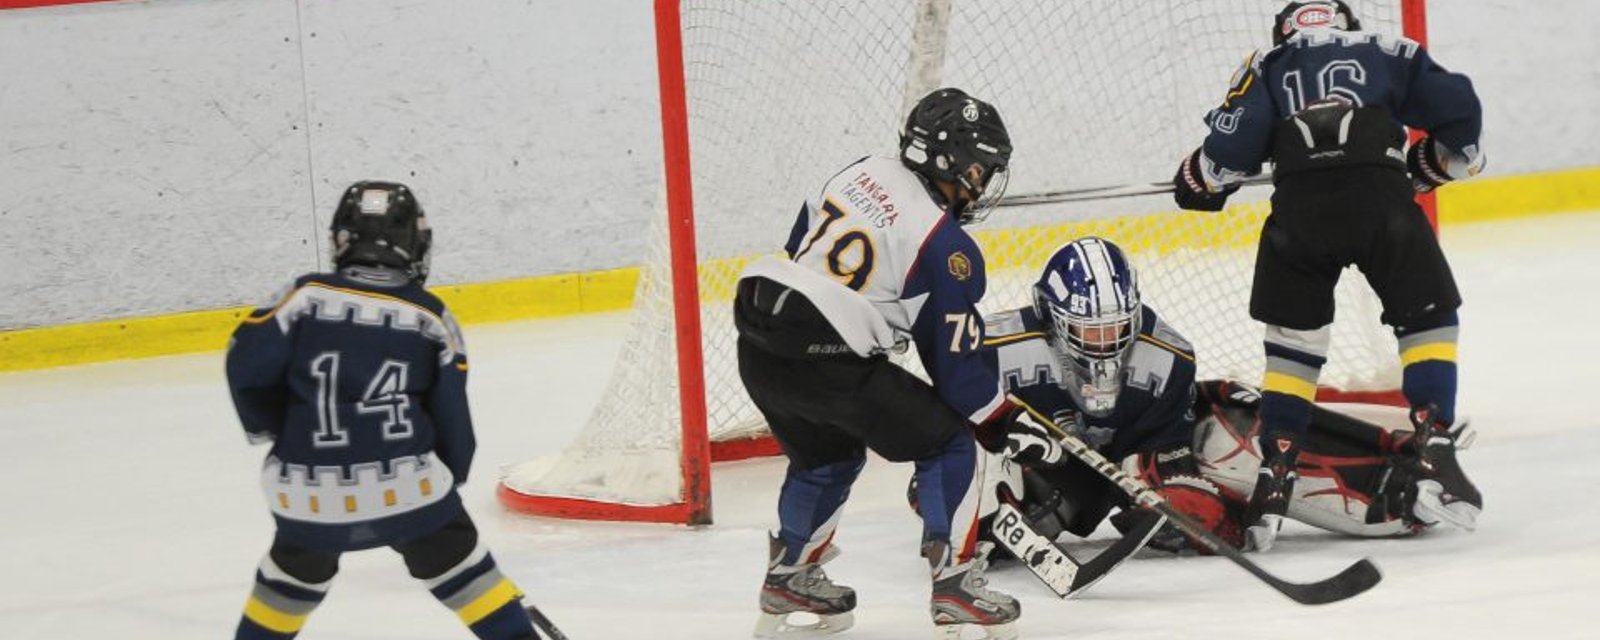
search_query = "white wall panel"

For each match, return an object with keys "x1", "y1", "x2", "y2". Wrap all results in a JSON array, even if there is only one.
[{"x1": 0, "y1": 0, "x2": 1592, "y2": 328}]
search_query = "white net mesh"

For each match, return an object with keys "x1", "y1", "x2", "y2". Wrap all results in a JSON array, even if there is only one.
[{"x1": 503, "y1": 0, "x2": 1408, "y2": 512}]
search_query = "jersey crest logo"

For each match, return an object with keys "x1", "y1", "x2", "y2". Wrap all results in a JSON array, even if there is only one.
[{"x1": 948, "y1": 251, "x2": 972, "y2": 281}]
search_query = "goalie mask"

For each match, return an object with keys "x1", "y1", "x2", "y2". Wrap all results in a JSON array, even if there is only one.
[
  {"x1": 1273, "y1": 1, "x2": 1362, "y2": 46},
  {"x1": 330, "y1": 180, "x2": 433, "y2": 283},
  {"x1": 899, "y1": 87, "x2": 1013, "y2": 225},
  {"x1": 1034, "y1": 237, "x2": 1142, "y2": 417}
]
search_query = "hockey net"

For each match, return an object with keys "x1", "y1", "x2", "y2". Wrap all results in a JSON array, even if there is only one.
[{"x1": 500, "y1": 0, "x2": 1427, "y2": 523}]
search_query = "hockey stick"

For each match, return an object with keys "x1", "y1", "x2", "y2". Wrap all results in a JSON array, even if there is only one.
[
  {"x1": 1028, "y1": 411, "x2": 1383, "y2": 605},
  {"x1": 525, "y1": 604, "x2": 570, "y2": 640},
  {"x1": 996, "y1": 174, "x2": 1272, "y2": 208},
  {"x1": 990, "y1": 491, "x2": 1165, "y2": 598}
]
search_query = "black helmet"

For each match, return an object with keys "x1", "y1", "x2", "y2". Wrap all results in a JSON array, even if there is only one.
[
  {"x1": 899, "y1": 88, "x2": 1013, "y2": 224},
  {"x1": 1273, "y1": 1, "x2": 1362, "y2": 46},
  {"x1": 330, "y1": 181, "x2": 432, "y2": 282}
]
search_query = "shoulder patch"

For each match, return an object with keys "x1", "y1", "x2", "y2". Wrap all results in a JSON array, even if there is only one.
[{"x1": 948, "y1": 251, "x2": 972, "y2": 281}]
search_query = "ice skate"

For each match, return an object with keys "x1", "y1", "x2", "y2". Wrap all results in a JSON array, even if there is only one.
[
  {"x1": 1408, "y1": 404, "x2": 1482, "y2": 531},
  {"x1": 1243, "y1": 437, "x2": 1299, "y2": 552},
  {"x1": 755, "y1": 535, "x2": 856, "y2": 638},
  {"x1": 928, "y1": 542, "x2": 1019, "y2": 640}
]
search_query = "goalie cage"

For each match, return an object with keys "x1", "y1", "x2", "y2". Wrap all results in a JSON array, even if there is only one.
[{"x1": 498, "y1": 0, "x2": 1433, "y2": 524}]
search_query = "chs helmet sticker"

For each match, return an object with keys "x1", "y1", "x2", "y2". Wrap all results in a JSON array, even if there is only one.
[{"x1": 962, "y1": 101, "x2": 980, "y2": 122}]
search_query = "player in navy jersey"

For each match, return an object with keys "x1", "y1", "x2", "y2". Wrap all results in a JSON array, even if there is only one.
[
  {"x1": 1171, "y1": 0, "x2": 1483, "y2": 550},
  {"x1": 734, "y1": 88, "x2": 1060, "y2": 639},
  {"x1": 979, "y1": 239, "x2": 1482, "y2": 561},
  {"x1": 226, "y1": 182, "x2": 543, "y2": 640},
  {"x1": 977, "y1": 238, "x2": 1231, "y2": 553}
]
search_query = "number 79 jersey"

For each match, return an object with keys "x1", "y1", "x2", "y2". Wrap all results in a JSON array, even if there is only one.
[{"x1": 782, "y1": 155, "x2": 1007, "y2": 424}]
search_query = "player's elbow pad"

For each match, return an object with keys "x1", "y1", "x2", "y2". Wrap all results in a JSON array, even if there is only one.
[{"x1": 1408, "y1": 137, "x2": 1485, "y2": 193}]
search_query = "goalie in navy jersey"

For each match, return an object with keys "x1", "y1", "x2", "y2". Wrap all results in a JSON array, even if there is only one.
[
  {"x1": 225, "y1": 182, "x2": 543, "y2": 640},
  {"x1": 976, "y1": 238, "x2": 1482, "y2": 560},
  {"x1": 734, "y1": 88, "x2": 1049, "y2": 639},
  {"x1": 1171, "y1": 0, "x2": 1484, "y2": 550}
]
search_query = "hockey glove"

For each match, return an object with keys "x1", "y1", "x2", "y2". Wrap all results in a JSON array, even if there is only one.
[
  {"x1": 1173, "y1": 148, "x2": 1239, "y2": 212},
  {"x1": 1003, "y1": 406, "x2": 1065, "y2": 466},
  {"x1": 1406, "y1": 136, "x2": 1451, "y2": 193},
  {"x1": 1407, "y1": 136, "x2": 1486, "y2": 193}
]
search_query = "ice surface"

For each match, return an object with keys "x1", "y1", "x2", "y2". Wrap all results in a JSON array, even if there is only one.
[{"x1": 3, "y1": 213, "x2": 1598, "y2": 639}]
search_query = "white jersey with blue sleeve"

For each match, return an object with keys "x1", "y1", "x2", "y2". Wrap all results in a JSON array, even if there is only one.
[{"x1": 777, "y1": 155, "x2": 1008, "y2": 425}]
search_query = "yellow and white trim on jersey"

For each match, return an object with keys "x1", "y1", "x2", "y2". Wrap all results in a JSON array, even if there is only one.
[{"x1": 262, "y1": 453, "x2": 455, "y2": 525}]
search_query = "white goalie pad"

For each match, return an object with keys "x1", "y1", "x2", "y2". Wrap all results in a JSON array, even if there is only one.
[{"x1": 1193, "y1": 403, "x2": 1417, "y2": 538}]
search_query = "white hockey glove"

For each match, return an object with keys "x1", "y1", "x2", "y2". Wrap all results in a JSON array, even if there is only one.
[{"x1": 1003, "y1": 406, "x2": 1065, "y2": 467}]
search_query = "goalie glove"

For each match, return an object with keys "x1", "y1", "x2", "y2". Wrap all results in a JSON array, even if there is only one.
[
  {"x1": 1173, "y1": 148, "x2": 1240, "y2": 212},
  {"x1": 1407, "y1": 136, "x2": 1486, "y2": 193},
  {"x1": 1002, "y1": 405, "x2": 1065, "y2": 466}
]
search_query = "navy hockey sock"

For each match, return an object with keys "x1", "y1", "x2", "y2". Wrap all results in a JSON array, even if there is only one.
[
  {"x1": 912, "y1": 432, "x2": 980, "y2": 559},
  {"x1": 775, "y1": 456, "x2": 864, "y2": 564},
  {"x1": 1260, "y1": 338, "x2": 1327, "y2": 441},
  {"x1": 1396, "y1": 316, "x2": 1459, "y2": 424},
  {"x1": 422, "y1": 545, "x2": 537, "y2": 640},
  {"x1": 235, "y1": 552, "x2": 335, "y2": 640}
]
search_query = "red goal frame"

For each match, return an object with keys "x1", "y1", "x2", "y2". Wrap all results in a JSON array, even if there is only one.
[{"x1": 498, "y1": 0, "x2": 1431, "y2": 525}]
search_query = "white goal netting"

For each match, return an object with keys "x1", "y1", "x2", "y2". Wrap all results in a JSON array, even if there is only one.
[{"x1": 503, "y1": 0, "x2": 1412, "y2": 515}]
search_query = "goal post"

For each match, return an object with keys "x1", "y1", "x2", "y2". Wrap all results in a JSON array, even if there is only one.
[{"x1": 499, "y1": 0, "x2": 1429, "y2": 525}]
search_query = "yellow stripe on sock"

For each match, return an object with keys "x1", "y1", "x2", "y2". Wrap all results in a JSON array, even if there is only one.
[
  {"x1": 1401, "y1": 342, "x2": 1458, "y2": 366},
  {"x1": 455, "y1": 578, "x2": 522, "y2": 625},
  {"x1": 243, "y1": 597, "x2": 310, "y2": 634},
  {"x1": 1262, "y1": 371, "x2": 1318, "y2": 402}
]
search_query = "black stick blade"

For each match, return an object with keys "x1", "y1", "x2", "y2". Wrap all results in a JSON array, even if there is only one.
[{"x1": 1269, "y1": 558, "x2": 1383, "y2": 605}]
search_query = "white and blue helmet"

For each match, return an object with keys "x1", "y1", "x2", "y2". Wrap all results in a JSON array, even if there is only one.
[{"x1": 1033, "y1": 237, "x2": 1142, "y2": 416}]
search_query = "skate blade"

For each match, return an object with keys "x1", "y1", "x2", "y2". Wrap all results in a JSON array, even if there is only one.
[
  {"x1": 754, "y1": 611, "x2": 854, "y2": 638},
  {"x1": 933, "y1": 621, "x2": 1019, "y2": 640},
  {"x1": 1413, "y1": 480, "x2": 1480, "y2": 532}
]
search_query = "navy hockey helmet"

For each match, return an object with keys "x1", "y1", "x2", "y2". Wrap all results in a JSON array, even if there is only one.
[
  {"x1": 330, "y1": 181, "x2": 432, "y2": 282},
  {"x1": 1273, "y1": 1, "x2": 1362, "y2": 46},
  {"x1": 1033, "y1": 237, "x2": 1142, "y2": 416},
  {"x1": 899, "y1": 87, "x2": 1013, "y2": 225}
]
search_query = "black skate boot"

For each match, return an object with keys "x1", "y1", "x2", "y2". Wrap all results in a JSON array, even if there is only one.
[
  {"x1": 755, "y1": 535, "x2": 856, "y2": 638},
  {"x1": 1243, "y1": 436, "x2": 1299, "y2": 552},
  {"x1": 928, "y1": 541, "x2": 1019, "y2": 640},
  {"x1": 1408, "y1": 404, "x2": 1482, "y2": 531}
]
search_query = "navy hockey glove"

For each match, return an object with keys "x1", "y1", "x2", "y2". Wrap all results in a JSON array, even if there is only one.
[
  {"x1": 1004, "y1": 407, "x2": 1065, "y2": 466},
  {"x1": 1173, "y1": 148, "x2": 1239, "y2": 212}
]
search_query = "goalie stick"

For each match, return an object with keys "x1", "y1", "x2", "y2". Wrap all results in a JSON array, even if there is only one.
[
  {"x1": 990, "y1": 490, "x2": 1166, "y2": 598},
  {"x1": 525, "y1": 604, "x2": 570, "y2": 640},
  {"x1": 1024, "y1": 407, "x2": 1384, "y2": 605}
]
